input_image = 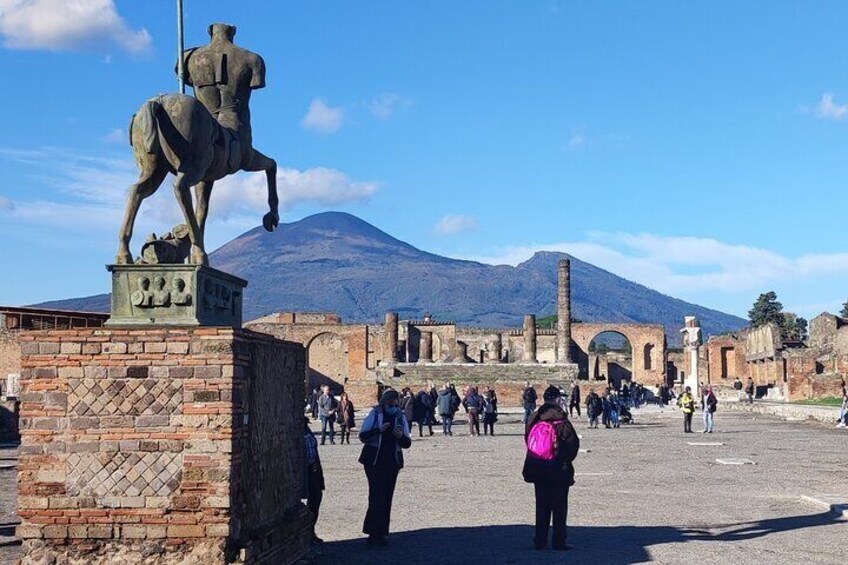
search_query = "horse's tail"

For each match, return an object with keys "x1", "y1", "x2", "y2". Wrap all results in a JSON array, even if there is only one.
[{"x1": 131, "y1": 99, "x2": 163, "y2": 155}]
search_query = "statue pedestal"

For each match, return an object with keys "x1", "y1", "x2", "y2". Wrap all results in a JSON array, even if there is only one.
[
  {"x1": 106, "y1": 265, "x2": 247, "y2": 328},
  {"x1": 17, "y1": 327, "x2": 311, "y2": 565}
]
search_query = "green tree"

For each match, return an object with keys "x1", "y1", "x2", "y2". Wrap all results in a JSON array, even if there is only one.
[
  {"x1": 748, "y1": 291, "x2": 784, "y2": 328},
  {"x1": 841, "y1": 301, "x2": 848, "y2": 319},
  {"x1": 782, "y1": 313, "x2": 808, "y2": 341}
]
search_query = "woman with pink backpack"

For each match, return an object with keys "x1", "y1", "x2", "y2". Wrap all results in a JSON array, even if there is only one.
[{"x1": 522, "y1": 386, "x2": 580, "y2": 551}]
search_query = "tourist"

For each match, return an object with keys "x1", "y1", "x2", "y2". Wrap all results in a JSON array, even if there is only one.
[
  {"x1": 337, "y1": 392, "x2": 356, "y2": 445},
  {"x1": 400, "y1": 388, "x2": 415, "y2": 424},
  {"x1": 358, "y1": 389, "x2": 412, "y2": 548},
  {"x1": 745, "y1": 377, "x2": 755, "y2": 404},
  {"x1": 733, "y1": 377, "x2": 744, "y2": 401},
  {"x1": 838, "y1": 377, "x2": 847, "y2": 428},
  {"x1": 317, "y1": 385, "x2": 338, "y2": 445},
  {"x1": 601, "y1": 388, "x2": 613, "y2": 429},
  {"x1": 522, "y1": 385, "x2": 580, "y2": 551},
  {"x1": 414, "y1": 389, "x2": 435, "y2": 437},
  {"x1": 428, "y1": 383, "x2": 439, "y2": 425},
  {"x1": 620, "y1": 383, "x2": 631, "y2": 407},
  {"x1": 568, "y1": 381, "x2": 581, "y2": 418},
  {"x1": 609, "y1": 391, "x2": 621, "y2": 429},
  {"x1": 701, "y1": 386, "x2": 717, "y2": 433},
  {"x1": 584, "y1": 388, "x2": 602, "y2": 428},
  {"x1": 463, "y1": 386, "x2": 484, "y2": 436},
  {"x1": 678, "y1": 386, "x2": 696, "y2": 433},
  {"x1": 309, "y1": 387, "x2": 320, "y2": 419},
  {"x1": 437, "y1": 383, "x2": 456, "y2": 436},
  {"x1": 482, "y1": 389, "x2": 498, "y2": 435},
  {"x1": 522, "y1": 381, "x2": 538, "y2": 423},
  {"x1": 302, "y1": 417, "x2": 325, "y2": 545}
]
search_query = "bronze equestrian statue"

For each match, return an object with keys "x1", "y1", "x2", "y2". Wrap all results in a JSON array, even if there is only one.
[{"x1": 117, "y1": 23, "x2": 279, "y2": 266}]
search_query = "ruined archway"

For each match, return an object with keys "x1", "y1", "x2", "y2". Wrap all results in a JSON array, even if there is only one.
[
  {"x1": 587, "y1": 331, "x2": 633, "y2": 388},
  {"x1": 306, "y1": 332, "x2": 348, "y2": 391},
  {"x1": 571, "y1": 323, "x2": 666, "y2": 384}
]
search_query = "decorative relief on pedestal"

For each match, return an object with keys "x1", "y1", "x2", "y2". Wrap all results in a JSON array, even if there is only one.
[{"x1": 107, "y1": 264, "x2": 245, "y2": 327}]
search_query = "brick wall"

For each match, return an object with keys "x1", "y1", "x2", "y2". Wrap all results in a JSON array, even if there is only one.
[{"x1": 17, "y1": 327, "x2": 310, "y2": 565}]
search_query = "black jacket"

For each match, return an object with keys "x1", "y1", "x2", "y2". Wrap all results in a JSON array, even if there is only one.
[{"x1": 522, "y1": 403, "x2": 579, "y2": 484}]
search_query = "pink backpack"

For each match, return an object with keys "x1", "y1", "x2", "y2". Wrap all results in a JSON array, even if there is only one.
[{"x1": 526, "y1": 419, "x2": 564, "y2": 460}]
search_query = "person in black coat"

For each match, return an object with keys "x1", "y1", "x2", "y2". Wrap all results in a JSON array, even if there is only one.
[
  {"x1": 302, "y1": 417, "x2": 325, "y2": 545},
  {"x1": 358, "y1": 389, "x2": 412, "y2": 547},
  {"x1": 523, "y1": 386, "x2": 580, "y2": 551},
  {"x1": 413, "y1": 389, "x2": 434, "y2": 437}
]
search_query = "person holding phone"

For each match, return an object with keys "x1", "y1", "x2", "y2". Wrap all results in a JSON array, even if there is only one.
[{"x1": 358, "y1": 389, "x2": 412, "y2": 548}]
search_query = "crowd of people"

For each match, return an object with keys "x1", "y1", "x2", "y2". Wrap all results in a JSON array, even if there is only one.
[{"x1": 301, "y1": 377, "x2": 733, "y2": 552}]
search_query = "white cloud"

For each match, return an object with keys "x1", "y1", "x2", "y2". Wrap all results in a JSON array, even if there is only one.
[
  {"x1": 0, "y1": 147, "x2": 380, "y2": 256},
  {"x1": 0, "y1": 0, "x2": 151, "y2": 53},
  {"x1": 302, "y1": 98, "x2": 344, "y2": 134},
  {"x1": 462, "y1": 232, "x2": 848, "y2": 302},
  {"x1": 567, "y1": 126, "x2": 587, "y2": 150},
  {"x1": 213, "y1": 167, "x2": 380, "y2": 218},
  {"x1": 435, "y1": 214, "x2": 478, "y2": 235},
  {"x1": 813, "y1": 93, "x2": 848, "y2": 121},
  {"x1": 368, "y1": 93, "x2": 409, "y2": 119},
  {"x1": 104, "y1": 128, "x2": 125, "y2": 144}
]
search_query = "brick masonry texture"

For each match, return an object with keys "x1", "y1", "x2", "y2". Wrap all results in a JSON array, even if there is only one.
[{"x1": 16, "y1": 327, "x2": 311, "y2": 565}]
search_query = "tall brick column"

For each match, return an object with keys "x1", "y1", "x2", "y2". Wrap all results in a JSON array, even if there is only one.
[
  {"x1": 385, "y1": 312, "x2": 399, "y2": 363},
  {"x1": 523, "y1": 315, "x2": 537, "y2": 363},
  {"x1": 17, "y1": 328, "x2": 311, "y2": 565},
  {"x1": 557, "y1": 258, "x2": 573, "y2": 363}
]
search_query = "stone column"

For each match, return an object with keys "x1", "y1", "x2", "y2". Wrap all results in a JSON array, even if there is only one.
[
  {"x1": 486, "y1": 335, "x2": 502, "y2": 363},
  {"x1": 397, "y1": 339, "x2": 407, "y2": 362},
  {"x1": 523, "y1": 314, "x2": 537, "y2": 363},
  {"x1": 680, "y1": 316, "x2": 702, "y2": 393},
  {"x1": 385, "y1": 312, "x2": 399, "y2": 363},
  {"x1": 556, "y1": 258, "x2": 573, "y2": 363},
  {"x1": 419, "y1": 331, "x2": 433, "y2": 363}
]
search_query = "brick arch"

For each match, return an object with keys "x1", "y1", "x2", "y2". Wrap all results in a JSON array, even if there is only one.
[
  {"x1": 306, "y1": 331, "x2": 348, "y2": 391},
  {"x1": 571, "y1": 323, "x2": 666, "y2": 384}
]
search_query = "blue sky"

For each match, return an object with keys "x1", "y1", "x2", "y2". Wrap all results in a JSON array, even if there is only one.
[{"x1": 2, "y1": 1, "x2": 848, "y2": 322}]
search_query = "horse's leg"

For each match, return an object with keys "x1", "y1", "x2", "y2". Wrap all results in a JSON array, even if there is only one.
[
  {"x1": 117, "y1": 160, "x2": 167, "y2": 264},
  {"x1": 173, "y1": 171, "x2": 208, "y2": 266},
  {"x1": 194, "y1": 180, "x2": 214, "y2": 245},
  {"x1": 243, "y1": 149, "x2": 279, "y2": 231}
]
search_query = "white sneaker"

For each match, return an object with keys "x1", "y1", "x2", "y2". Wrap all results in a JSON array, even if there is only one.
[{"x1": 837, "y1": 422, "x2": 846, "y2": 428}]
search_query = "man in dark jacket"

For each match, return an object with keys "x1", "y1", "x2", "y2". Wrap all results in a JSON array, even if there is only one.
[
  {"x1": 584, "y1": 388, "x2": 602, "y2": 428},
  {"x1": 568, "y1": 381, "x2": 581, "y2": 418},
  {"x1": 302, "y1": 417, "x2": 325, "y2": 545},
  {"x1": 317, "y1": 385, "x2": 338, "y2": 445},
  {"x1": 437, "y1": 383, "x2": 456, "y2": 436},
  {"x1": 523, "y1": 386, "x2": 579, "y2": 551},
  {"x1": 521, "y1": 382, "x2": 538, "y2": 423}
]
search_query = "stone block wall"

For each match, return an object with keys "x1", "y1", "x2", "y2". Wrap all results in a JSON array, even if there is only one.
[{"x1": 17, "y1": 327, "x2": 310, "y2": 565}]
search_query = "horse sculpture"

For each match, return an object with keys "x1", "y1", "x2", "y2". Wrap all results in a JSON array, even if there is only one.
[{"x1": 116, "y1": 24, "x2": 278, "y2": 266}]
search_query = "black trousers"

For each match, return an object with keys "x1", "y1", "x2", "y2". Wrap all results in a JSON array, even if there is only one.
[
  {"x1": 683, "y1": 412, "x2": 693, "y2": 433},
  {"x1": 569, "y1": 401, "x2": 581, "y2": 417},
  {"x1": 534, "y1": 481, "x2": 569, "y2": 548},
  {"x1": 363, "y1": 463, "x2": 400, "y2": 537},
  {"x1": 306, "y1": 474, "x2": 323, "y2": 535}
]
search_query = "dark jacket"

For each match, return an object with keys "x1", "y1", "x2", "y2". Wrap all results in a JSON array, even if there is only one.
[
  {"x1": 414, "y1": 392, "x2": 433, "y2": 423},
  {"x1": 437, "y1": 388, "x2": 455, "y2": 416},
  {"x1": 585, "y1": 392, "x2": 602, "y2": 417},
  {"x1": 569, "y1": 384, "x2": 581, "y2": 403},
  {"x1": 463, "y1": 392, "x2": 483, "y2": 412},
  {"x1": 522, "y1": 386, "x2": 538, "y2": 407},
  {"x1": 358, "y1": 407, "x2": 412, "y2": 468},
  {"x1": 337, "y1": 399, "x2": 356, "y2": 428},
  {"x1": 318, "y1": 393, "x2": 337, "y2": 419},
  {"x1": 522, "y1": 403, "x2": 579, "y2": 484}
]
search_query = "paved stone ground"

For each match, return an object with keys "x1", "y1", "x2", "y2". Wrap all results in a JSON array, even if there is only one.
[
  {"x1": 1, "y1": 409, "x2": 845, "y2": 564},
  {"x1": 312, "y1": 406, "x2": 848, "y2": 565}
]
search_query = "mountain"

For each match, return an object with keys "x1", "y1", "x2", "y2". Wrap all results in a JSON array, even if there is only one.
[{"x1": 36, "y1": 212, "x2": 746, "y2": 342}]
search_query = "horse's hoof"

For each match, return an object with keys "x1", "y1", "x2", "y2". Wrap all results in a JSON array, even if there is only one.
[
  {"x1": 191, "y1": 247, "x2": 209, "y2": 266},
  {"x1": 262, "y1": 211, "x2": 279, "y2": 232}
]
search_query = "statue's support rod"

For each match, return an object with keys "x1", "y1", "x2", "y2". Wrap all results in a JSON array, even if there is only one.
[{"x1": 177, "y1": 0, "x2": 186, "y2": 94}]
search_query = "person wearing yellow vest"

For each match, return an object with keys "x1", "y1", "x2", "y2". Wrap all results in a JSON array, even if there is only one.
[{"x1": 677, "y1": 386, "x2": 696, "y2": 433}]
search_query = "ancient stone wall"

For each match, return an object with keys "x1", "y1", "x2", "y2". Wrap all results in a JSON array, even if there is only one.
[
  {"x1": 0, "y1": 329, "x2": 21, "y2": 391},
  {"x1": 16, "y1": 327, "x2": 310, "y2": 565}
]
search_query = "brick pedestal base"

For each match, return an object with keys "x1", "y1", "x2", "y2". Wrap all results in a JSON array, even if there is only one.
[{"x1": 17, "y1": 327, "x2": 311, "y2": 565}]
